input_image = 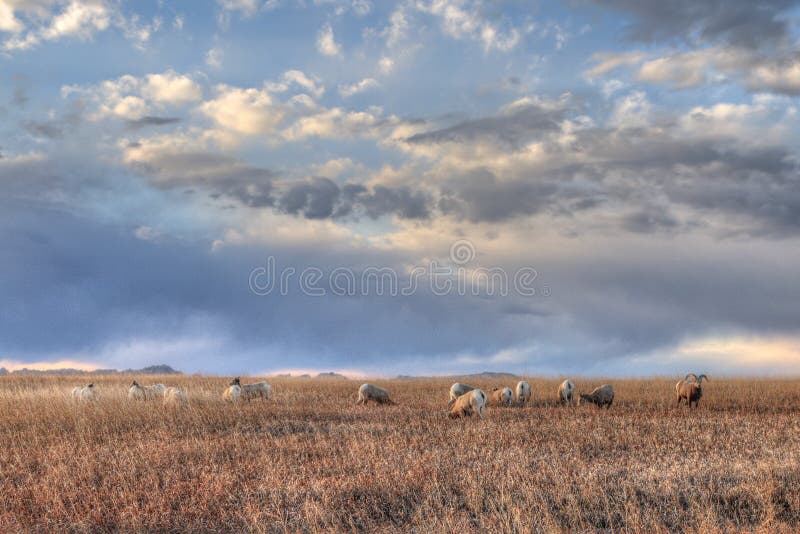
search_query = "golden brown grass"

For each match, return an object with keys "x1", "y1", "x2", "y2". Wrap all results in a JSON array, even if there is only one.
[{"x1": 1, "y1": 375, "x2": 799, "y2": 532}]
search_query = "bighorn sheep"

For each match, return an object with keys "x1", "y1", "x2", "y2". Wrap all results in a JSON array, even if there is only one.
[
  {"x1": 490, "y1": 386, "x2": 513, "y2": 406},
  {"x1": 448, "y1": 382, "x2": 476, "y2": 408},
  {"x1": 558, "y1": 379, "x2": 574, "y2": 406},
  {"x1": 229, "y1": 377, "x2": 271, "y2": 401},
  {"x1": 449, "y1": 389, "x2": 487, "y2": 418},
  {"x1": 163, "y1": 387, "x2": 186, "y2": 407},
  {"x1": 128, "y1": 381, "x2": 166, "y2": 400},
  {"x1": 356, "y1": 383, "x2": 394, "y2": 405},
  {"x1": 676, "y1": 373, "x2": 709, "y2": 409},
  {"x1": 71, "y1": 383, "x2": 95, "y2": 401},
  {"x1": 579, "y1": 384, "x2": 614, "y2": 409},
  {"x1": 223, "y1": 378, "x2": 242, "y2": 401},
  {"x1": 516, "y1": 381, "x2": 531, "y2": 404}
]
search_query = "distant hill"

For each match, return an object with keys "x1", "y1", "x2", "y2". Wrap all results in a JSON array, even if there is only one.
[
  {"x1": 316, "y1": 372, "x2": 348, "y2": 379},
  {"x1": 1, "y1": 364, "x2": 181, "y2": 376},
  {"x1": 123, "y1": 364, "x2": 181, "y2": 375},
  {"x1": 396, "y1": 371, "x2": 521, "y2": 380}
]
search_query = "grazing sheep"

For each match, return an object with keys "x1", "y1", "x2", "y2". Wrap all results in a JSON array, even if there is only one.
[
  {"x1": 228, "y1": 377, "x2": 271, "y2": 401},
  {"x1": 516, "y1": 381, "x2": 531, "y2": 404},
  {"x1": 71, "y1": 383, "x2": 95, "y2": 401},
  {"x1": 128, "y1": 380, "x2": 166, "y2": 400},
  {"x1": 163, "y1": 387, "x2": 186, "y2": 407},
  {"x1": 356, "y1": 383, "x2": 394, "y2": 405},
  {"x1": 223, "y1": 380, "x2": 242, "y2": 402},
  {"x1": 558, "y1": 379, "x2": 574, "y2": 406},
  {"x1": 579, "y1": 384, "x2": 614, "y2": 409},
  {"x1": 449, "y1": 389, "x2": 487, "y2": 419},
  {"x1": 490, "y1": 386, "x2": 513, "y2": 406},
  {"x1": 448, "y1": 382, "x2": 476, "y2": 408},
  {"x1": 676, "y1": 373, "x2": 709, "y2": 409}
]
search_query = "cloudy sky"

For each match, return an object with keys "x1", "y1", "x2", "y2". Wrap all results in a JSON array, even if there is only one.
[{"x1": 2, "y1": 0, "x2": 800, "y2": 376}]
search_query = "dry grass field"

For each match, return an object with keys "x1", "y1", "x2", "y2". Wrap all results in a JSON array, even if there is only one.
[{"x1": 1, "y1": 375, "x2": 799, "y2": 533}]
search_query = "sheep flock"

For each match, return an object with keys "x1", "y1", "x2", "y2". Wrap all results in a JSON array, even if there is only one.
[{"x1": 67, "y1": 374, "x2": 710, "y2": 417}]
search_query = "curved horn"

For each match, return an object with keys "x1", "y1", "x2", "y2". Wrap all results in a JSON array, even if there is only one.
[
  {"x1": 697, "y1": 374, "x2": 708, "y2": 383},
  {"x1": 685, "y1": 373, "x2": 698, "y2": 382}
]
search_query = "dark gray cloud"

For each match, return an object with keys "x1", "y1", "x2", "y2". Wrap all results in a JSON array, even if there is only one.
[
  {"x1": 125, "y1": 116, "x2": 181, "y2": 130},
  {"x1": 404, "y1": 101, "x2": 800, "y2": 235},
  {"x1": 406, "y1": 102, "x2": 566, "y2": 148},
  {"x1": 277, "y1": 178, "x2": 431, "y2": 220},
  {"x1": 10, "y1": 73, "x2": 29, "y2": 108},
  {"x1": 579, "y1": 0, "x2": 800, "y2": 49},
  {"x1": 22, "y1": 119, "x2": 63, "y2": 139}
]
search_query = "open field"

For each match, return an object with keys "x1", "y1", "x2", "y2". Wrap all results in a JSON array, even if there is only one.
[{"x1": 1, "y1": 375, "x2": 799, "y2": 532}]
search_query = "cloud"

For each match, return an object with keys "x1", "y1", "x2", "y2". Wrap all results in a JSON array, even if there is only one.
[
  {"x1": 316, "y1": 22, "x2": 341, "y2": 56},
  {"x1": 405, "y1": 97, "x2": 568, "y2": 147},
  {"x1": 578, "y1": 0, "x2": 799, "y2": 50},
  {"x1": 200, "y1": 84, "x2": 282, "y2": 136},
  {"x1": 338, "y1": 78, "x2": 379, "y2": 97},
  {"x1": 122, "y1": 135, "x2": 275, "y2": 207},
  {"x1": 1, "y1": 0, "x2": 162, "y2": 52},
  {"x1": 277, "y1": 177, "x2": 430, "y2": 220},
  {"x1": 281, "y1": 106, "x2": 396, "y2": 141},
  {"x1": 206, "y1": 47, "x2": 224, "y2": 68},
  {"x1": 124, "y1": 116, "x2": 181, "y2": 130},
  {"x1": 63, "y1": 70, "x2": 202, "y2": 120},
  {"x1": 413, "y1": 0, "x2": 521, "y2": 52},
  {"x1": 216, "y1": 0, "x2": 262, "y2": 17}
]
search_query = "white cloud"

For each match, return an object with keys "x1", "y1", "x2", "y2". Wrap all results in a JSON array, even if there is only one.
[
  {"x1": 216, "y1": 0, "x2": 261, "y2": 16},
  {"x1": 282, "y1": 107, "x2": 390, "y2": 141},
  {"x1": 378, "y1": 56, "x2": 394, "y2": 74},
  {"x1": 609, "y1": 91, "x2": 651, "y2": 128},
  {"x1": 338, "y1": 78, "x2": 379, "y2": 97},
  {"x1": 62, "y1": 70, "x2": 202, "y2": 120},
  {"x1": 747, "y1": 58, "x2": 800, "y2": 95},
  {"x1": 1, "y1": 0, "x2": 161, "y2": 52},
  {"x1": 316, "y1": 22, "x2": 341, "y2": 56},
  {"x1": 412, "y1": 0, "x2": 520, "y2": 52},
  {"x1": 206, "y1": 47, "x2": 224, "y2": 68},
  {"x1": 142, "y1": 71, "x2": 202, "y2": 105},
  {"x1": 200, "y1": 84, "x2": 282, "y2": 136}
]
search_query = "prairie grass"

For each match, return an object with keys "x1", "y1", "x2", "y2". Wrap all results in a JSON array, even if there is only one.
[{"x1": 1, "y1": 375, "x2": 799, "y2": 532}]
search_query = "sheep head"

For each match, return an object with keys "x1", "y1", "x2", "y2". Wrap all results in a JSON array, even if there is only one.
[
  {"x1": 131, "y1": 380, "x2": 139, "y2": 387},
  {"x1": 230, "y1": 377, "x2": 241, "y2": 386}
]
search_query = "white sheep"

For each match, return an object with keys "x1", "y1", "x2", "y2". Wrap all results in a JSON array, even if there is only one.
[
  {"x1": 228, "y1": 377, "x2": 271, "y2": 401},
  {"x1": 516, "y1": 380, "x2": 531, "y2": 404},
  {"x1": 71, "y1": 383, "x2": 96, "y2": 401},
  {"x1": 128, "y1": 380, "x2": 166, "y2": 400},
  {"x1": 449, "y1": 389, "x2": 487, "y2": 418},
  {"x1": 448, "y1": 382, "x2": 476, "y2": 408},
  {"x1": 558, "y1": 379, "x2": 574, "y2": 406},
  {"x1": 489, "y1": 386, "x2": 513, "y2": 406},
  {"x1": 163, "y1": 387, "x2": 186, "y2": 407},
  {"x1": 356, "y1": 383, "x2": 394, "y2": 405}
]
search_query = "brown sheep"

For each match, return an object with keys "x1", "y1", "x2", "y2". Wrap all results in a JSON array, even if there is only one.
[
  {"x1": 448, "y1": 382, "x2": 476, "y2": 408},
  {"x1": 579, "y1": 384, "x2": 614, "y2": 409},
  {"x1": 489, "y1": 387, "x2": 513, "y2": 406},
  {"x1": 676, "y1": 373, "x2": 708, "y2": 409},
  {"x1": 448, "y1": 389, "x2": 487, "y2": 418}
]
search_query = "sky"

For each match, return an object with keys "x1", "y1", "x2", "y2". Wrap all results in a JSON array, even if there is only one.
[{"x1": 1, "y1": 0, "x2": 800, "y2": 377}]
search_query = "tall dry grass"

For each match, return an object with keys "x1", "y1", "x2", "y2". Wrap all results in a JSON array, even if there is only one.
[{"x1": 1, "y1": 375, "x2": 799, "y2": 532}]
